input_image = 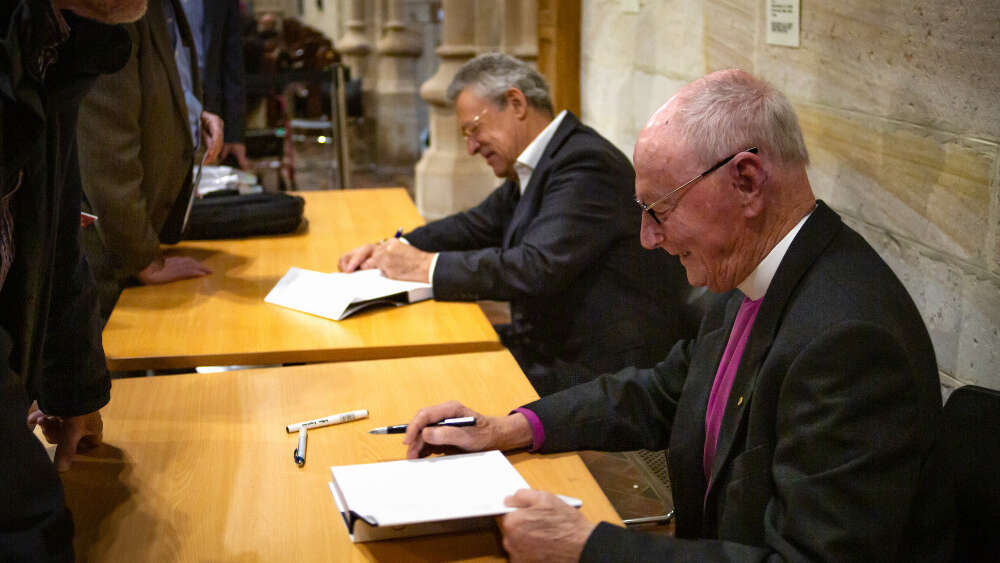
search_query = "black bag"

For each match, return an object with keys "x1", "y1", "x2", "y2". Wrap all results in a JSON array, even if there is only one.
[{"x1": 183, "y1": 192, "x2": 305, "y2": 240}]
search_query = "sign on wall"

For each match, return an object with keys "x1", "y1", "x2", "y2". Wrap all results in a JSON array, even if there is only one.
[{"x1": 766, "y1": 0, "x2": 801, "y2": 47}]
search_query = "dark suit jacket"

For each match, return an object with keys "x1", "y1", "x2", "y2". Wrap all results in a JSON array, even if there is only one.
[
  {"x1": 525, "y1": 202, "x2": 953, "y2": 561},
  {"x1": 76, "y1": 0, "x2": 201, "y2": 318},
  {"x1": 405, "y1": 112, "x2": 693, "y2": 387},
  {"x1": 201, "y1": 0, "x2": 244, "y2": 143}
]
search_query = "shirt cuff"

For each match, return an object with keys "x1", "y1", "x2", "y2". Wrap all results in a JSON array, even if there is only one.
[
  {"x1": 511, "y1": 407, "x2": 545, "y2": 452},
  {"x1": 427, "y1": 252, "x2": 439, "y2": 287}
]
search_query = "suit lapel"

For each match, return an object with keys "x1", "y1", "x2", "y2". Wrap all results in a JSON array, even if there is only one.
[
  {"x1": 704, "y1": 202, "x2": 844, "y2": 502},
  {"x1": 668, "y1": 294, "x2": 740, "y2": 537},
  {"x1": 502, "y1": 112, "x2": 580, "y2": 248}
]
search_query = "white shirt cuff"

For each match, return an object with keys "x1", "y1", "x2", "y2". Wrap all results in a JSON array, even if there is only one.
[{"x1": 427, "y1": 252, "x2": 439, "y2": 286}]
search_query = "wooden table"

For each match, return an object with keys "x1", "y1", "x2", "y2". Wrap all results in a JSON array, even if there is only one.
[
  {"x1": 103, "y1": 189, "x2": 502, "y2": 371},
  {"x1": 57, "y1": 350, "x2": 622, "y2": 561}
]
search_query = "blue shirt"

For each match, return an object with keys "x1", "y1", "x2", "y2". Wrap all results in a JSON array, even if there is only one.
[
  {"x1": 179, "y1": 0, "x2": 205, "y2": 75},
  {"x1": 163, "y1": 0, "x2": 202, "y2": 148}
]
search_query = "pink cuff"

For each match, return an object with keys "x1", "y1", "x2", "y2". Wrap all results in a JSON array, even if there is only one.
[{"x1": 512, "y1": 407, "x2": 545, "y2": 452}]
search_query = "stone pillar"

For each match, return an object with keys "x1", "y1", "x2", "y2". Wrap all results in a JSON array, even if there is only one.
[
  {"x1": 414, "y1": 0, "x2": 497, "y2": 219},
  {"x1": 335, "y1": 0, "x2": 374, "y2": 182},
  {"x1": 335, "y1": 0, "x2": 372, "y2": 85},
  {"x1": 503, "y1": 0, "x2": 538, "y2": 66},
  {"x1": 374, "y1": 0, "x2": 423, "y2": 171}
]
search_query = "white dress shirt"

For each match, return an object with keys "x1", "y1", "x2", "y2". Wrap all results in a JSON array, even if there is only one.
[{"x1": 425, "y1": 110, "x2": 570, "y2": 285}]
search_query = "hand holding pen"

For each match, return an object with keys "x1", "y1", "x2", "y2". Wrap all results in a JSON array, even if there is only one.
[
  {"x1": 337, "y1": 227, "x2": 402, "y2": 273},
  {"x1": 400, "y1": 401, "x2": 534, "y2": 459},
  {"x1": 369, "y1": 416, "x2": 475, "y2": 434}
]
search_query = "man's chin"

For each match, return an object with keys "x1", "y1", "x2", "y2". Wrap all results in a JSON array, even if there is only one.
[{"x1": 64, "y1": 0, "x2": 148, "y2": 24}]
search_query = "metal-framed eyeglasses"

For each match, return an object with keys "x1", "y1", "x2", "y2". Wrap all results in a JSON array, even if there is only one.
[
  {"x1": 635, "y1": 146, "x2": 759, "y2": 225},
  {"x1": 460, "y1": 107, "x2": 490, "y2": 139}
]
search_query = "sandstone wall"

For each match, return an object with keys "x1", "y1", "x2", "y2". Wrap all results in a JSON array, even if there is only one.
[{"x1": 580, "y1": 0, "x2": 1000, "y2": 395}]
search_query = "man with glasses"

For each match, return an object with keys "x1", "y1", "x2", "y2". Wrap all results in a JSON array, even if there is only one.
[
  {"x1": 399, "y1": 69, "x2": 949, "y2": 561},
  {"x1": 339, "y1": 53, "x2": 693, "y2": 395}
]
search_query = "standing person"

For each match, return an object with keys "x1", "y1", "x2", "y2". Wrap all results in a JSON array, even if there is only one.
[
  {"x1": 0, "y1": 0, "x2": 147, "y2": 560},
  {"x1": 400, "y1": 69, "x2": 951, "y2": 562},
  {"x1": 339, "y1": 53, "x2": 694, "y2": 395},
  {"x1": 189, "y1": 0, "x2": 248, "y2": 169},
  {"x1": 76, "y1": 0, "x2": 223, "y2": 321}
]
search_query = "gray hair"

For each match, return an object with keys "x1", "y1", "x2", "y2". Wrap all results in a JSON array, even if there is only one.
[
  {"x1": 675, "y1": 70, "x2": 809, "y2": 166},
  {"x1": 446, "y1": 53, "x2": 554, "y2": 116}
]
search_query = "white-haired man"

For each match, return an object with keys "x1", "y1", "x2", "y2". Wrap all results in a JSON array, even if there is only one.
[
  {"x1": 1, "y1": 0, "x2": 147, "y2": 559},
  {"x1": 399, "y1": 69, "x2": 950, "y2": 561},
  {"x1": 339, "y1": 53, "x2": 693, "y2": 395}
]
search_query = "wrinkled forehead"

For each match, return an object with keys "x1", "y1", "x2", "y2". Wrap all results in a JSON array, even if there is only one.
[{"x1": 634, "y1": 106, "x2": 693, "y2": 196}]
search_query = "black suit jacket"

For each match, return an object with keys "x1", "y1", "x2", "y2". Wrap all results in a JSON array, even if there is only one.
[
  {"x1": 525, "y1": 202, "x2": 953, "y2": 561},
  {"x1": 201, "y1": 0, "x2": 244, "y2": 142},
  {"x1": 405, "y1": 112, "x2": 692, "y2": 385}
]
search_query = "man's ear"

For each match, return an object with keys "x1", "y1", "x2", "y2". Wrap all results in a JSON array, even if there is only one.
[
  {"x1": 505, "y1": 88, "x2": 529, "y2": 119},
  {"x1": 732, "y1": 152, "x2": 767, "y2": 217}
]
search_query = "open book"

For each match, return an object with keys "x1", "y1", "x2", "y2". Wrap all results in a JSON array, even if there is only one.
[
  {"x1": 265, "y1": 267, "x2": 433, "y2": 321},
  {"x1": 328, "y1": 450, "x2": 582, "y2": 542}
]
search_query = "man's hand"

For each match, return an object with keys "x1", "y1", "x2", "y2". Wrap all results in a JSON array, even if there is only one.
[
  {"x1": 27, "y1": 408, "x2": 104, "y2": 472},
  {"x1": 220, "y1": 142, "x2": 251, "y2": 170},
  {"x1": 137, "y1": 255, "x2": 212, "y2": 285},
  {"x1": 200, "y1": 111, "x2": 224, "y2": 165},
  {"x1": 500, "y1": 489, "x2": 596, "y2": 563},
  {"x1": 338, "y1": 243, "x2": 378, "y2": 273},
  {"x1": 403, "y1": 400, "x2": 533, "y2": 459},
  {"x1": 363, "y1": 239, "x2": 433, "y2": 283}
]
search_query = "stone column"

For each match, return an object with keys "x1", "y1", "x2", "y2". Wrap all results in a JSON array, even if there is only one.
[
  {"x1": 414, "y1": 0, "x2": 497, "y2": 219},
  {"x1": 336, "y1": 0, "x2": 373, "y2": 86},
  {"x1": 503, "y1": 0, "x2": 538, "y2": 66},
  {"x1": 374, "y1": 0, "x2": 423, "y2": 171},
  {"x1": 335, "y1": 0, "x2": 374, "y2": 182}
]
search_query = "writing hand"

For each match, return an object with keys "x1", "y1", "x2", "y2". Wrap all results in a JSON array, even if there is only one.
[
  {"x1": 28, "y1": 408, "x2": 104, "y2": 472},
  {"x1": 338, "y1": 243, "x2": 377, "y2": 272},
  {"x1": 365, "y1": 239, "x2": 432, "y2": 283},
  {"x1": 403, "y1": 400, "x2": 532, "y2": 459},
  {"x1": 500, "y1": 489, "x2": 595, "y2": 563},
  {"x1": 137, "y1": 256, "x2": 212, "y2": 285}
]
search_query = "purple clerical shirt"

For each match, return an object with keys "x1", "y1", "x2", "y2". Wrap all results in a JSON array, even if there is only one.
[{"x1": 703, "y1": 296, "x2": 762, "y2": 482}]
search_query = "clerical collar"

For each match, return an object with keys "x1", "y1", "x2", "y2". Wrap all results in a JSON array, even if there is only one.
[{"x1": 737, "y1": 207, "x2": 814, "y2": 300}]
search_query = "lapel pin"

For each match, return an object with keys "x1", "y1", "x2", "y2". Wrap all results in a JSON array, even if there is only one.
[{"x1": 737, "y1": 396, "x2": 744, "y2": 406}]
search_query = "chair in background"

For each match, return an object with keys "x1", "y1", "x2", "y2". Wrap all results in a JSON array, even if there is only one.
[{"x1": 623, "y1": 450, "x2": 674, "y2": 527}]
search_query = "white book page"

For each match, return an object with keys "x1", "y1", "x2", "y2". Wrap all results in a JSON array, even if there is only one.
[
  {"x1": 329, "y1": 268, "x2": 431, "y2": 303},
  {"x1": 264, "y1": 267, "x2": 432, "y2": 320},
  {"x1": 329, "y1": 450, "x2": 530, "y2": 527},
  {"x1": 264, "y1": 267, "x2": 354, "y2": 320}
]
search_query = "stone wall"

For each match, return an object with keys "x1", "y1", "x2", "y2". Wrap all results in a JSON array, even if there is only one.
[{"x1": 580, "y1": 0, "x2": 1000, "y2": 395}]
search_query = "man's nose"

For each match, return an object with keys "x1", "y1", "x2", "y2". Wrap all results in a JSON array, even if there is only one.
[
  {"x1": 465, "y1": 135, "x2": 479, "y2": 155},
  {"x1": 639, "y1": 212, "x2": 665, "y2": 250}
]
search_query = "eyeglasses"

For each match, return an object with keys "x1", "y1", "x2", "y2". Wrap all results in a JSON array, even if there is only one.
[
  {"x1": 460, "y1": 107, "x2": 490, "y2": 139},
  {"x1": 635, "y1": 146, "x2": 758, "y2": 225}
]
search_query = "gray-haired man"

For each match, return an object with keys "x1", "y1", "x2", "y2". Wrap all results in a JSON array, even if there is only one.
[
  {"x1": 339, "y1": 53, "x2": 693, "y2": 395},
  {"x1": 400, "y1": 69, "x2": 949, "y2": 562}
]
